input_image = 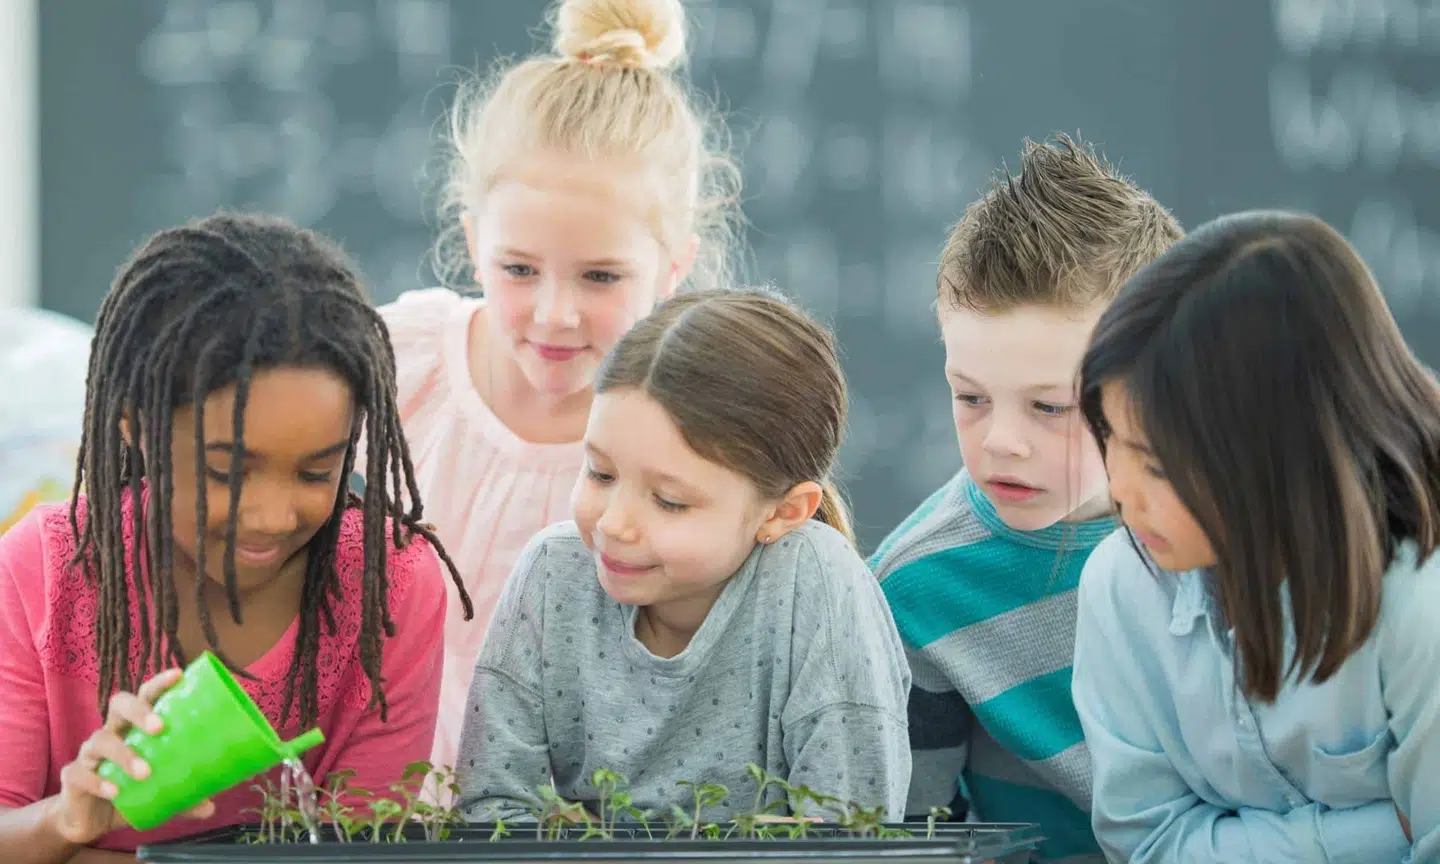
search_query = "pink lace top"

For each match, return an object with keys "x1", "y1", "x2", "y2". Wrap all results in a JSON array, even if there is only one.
[
  {"x1": 0, "y1": 493, "x2": 447, "y2": 852},
  {"x1": 370, "y1": 288, "x2": 583, "y2": 773}
]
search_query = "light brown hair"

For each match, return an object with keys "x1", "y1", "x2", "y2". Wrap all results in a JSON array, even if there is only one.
[
  {"x1": 434, "y1": 0, "x2": 742, "y2": 291},
  {"x1": 939, "y1": 134, "x2": 1183, "y2": 313},
  {"x1": 596, "y1": 287, "x2": 856, "y2": 546}
]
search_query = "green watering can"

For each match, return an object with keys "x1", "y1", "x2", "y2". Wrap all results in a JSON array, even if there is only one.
[{"x1": 97, "y1": 651, "x2": 326, "y2": 831}]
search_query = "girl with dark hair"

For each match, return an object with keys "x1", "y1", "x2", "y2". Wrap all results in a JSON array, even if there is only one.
[
  {"x1": 0, "y1": 212, "x2": 470, "y2": 860},
  {"x1": 1072, "y1": 210, "x2": 1440, "y2": 862}
]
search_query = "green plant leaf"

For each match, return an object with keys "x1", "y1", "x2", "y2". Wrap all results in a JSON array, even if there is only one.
[{"x1": 371, "y1": 798, "x2": 403, "y2": 818}]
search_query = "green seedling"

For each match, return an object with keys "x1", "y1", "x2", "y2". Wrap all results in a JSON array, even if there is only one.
[
  {"x1": 926, "y1": 805, "x2": 953, "y2": 841},
  {"x1": 676, "y1": 780, "x2": 728, "y2": 840},
  {"x1": 235, "y1": 759, "x2": 961, "y2": 851}
]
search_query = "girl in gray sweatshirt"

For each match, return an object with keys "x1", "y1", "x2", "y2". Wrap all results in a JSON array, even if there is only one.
[{"x1": 456, "y1": 288, "x2": 912, "y2": 823}]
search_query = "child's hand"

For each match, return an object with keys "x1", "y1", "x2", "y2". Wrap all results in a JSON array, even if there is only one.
[{"x1": 47, "y1": 669, "x2": 215, "y2": 843}]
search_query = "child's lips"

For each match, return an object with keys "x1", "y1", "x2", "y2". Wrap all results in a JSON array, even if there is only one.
[
  {"x1": 233, "y1": 540, "x2": 286, "y2": 566},
  {"x1": 984, "y1": 476, "x2": 1043, "y2": 503},
  {"x1": 531, "y1": 342, "x2": 586, "y2": 362},
  {"x1": 600, "y1": 552, "x2": 655, "y2": 576},
  {"x1": 1132, "y1": 529, "x2": 1169, "y2": 550}
]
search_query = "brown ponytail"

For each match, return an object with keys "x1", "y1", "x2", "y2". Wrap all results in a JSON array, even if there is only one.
[{"x1": 814, "y1": 478, "x2": 857, "y2": 547}]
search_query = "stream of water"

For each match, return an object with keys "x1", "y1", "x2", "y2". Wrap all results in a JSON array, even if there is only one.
[{"x1": 281, "y1": 757, "x2": 322, "y2": 844}]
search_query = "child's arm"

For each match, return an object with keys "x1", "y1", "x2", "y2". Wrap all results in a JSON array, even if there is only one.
[
  {"x1": 1378, "y1": 545, "x2": 1440, "y2": 863},
  {"x1": 455, "y1": 537, "x2": 553, "y2": 822},
  {"x1": 0, "y1": 514, "x2": 50, "y2": 813},
  {"x1": 783, "y1": 704, "x2": 911, "y2": 821},
  {"x1": 0, "y1": 521, "x2": 210, "y2": 862},
  {"x1": 322, "y1": 540, "x2": 446, "y2": 788},
  {"x1": 783, "y1": 534, "x2": 914, "y2": 822},
  {"x1": 0, "y1": 513, "x2": 74, "y2": 864},
  {"x1": 1073, "y1": 540, "x2": 1409, "y2": 864},
  {"x1": 899, "y1": 650, "x2": 972, "y2": 820}
]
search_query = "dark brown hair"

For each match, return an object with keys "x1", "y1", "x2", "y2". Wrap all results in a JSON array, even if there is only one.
[
  {"x1": 940, "y1": 133, "x2": 1182, "y2": 312},
  {"x1": 595, "y1": 287, "x2": 855, "y2": 545},
  {"x1": 1080, "y1": 210, "x2": 1440, "y2": 701},
  {"x1": 71, "y1": 211, "x2": 472, "y2": 725}
]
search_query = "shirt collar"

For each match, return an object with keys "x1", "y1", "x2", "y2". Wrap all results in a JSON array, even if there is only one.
[{"x1": 1169, "y1": 567, "x2": 1216, "y2": 636}]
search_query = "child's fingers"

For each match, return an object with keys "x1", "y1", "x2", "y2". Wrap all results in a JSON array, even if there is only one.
[
  {"x1": 59, "y1": 750, "x2": 119, "y2": 801},
  {"x1": 184, "y1": 799, "x2": 216, "y2": 820},
  {"x1": 105, "y1": 690, "x2": 165, "y2": 737},
  {"x1": 135, "y1": 667, "x2": 184, "y2": 706},
  {"x1": 81, "y1": 728, "x2": 151, "y2": 781}
]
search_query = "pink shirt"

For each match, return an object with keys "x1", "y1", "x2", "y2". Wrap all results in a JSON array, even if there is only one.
[
  {"x1": 0, "y1": 493, "x2": 447, "y2": 852},
  {"x1": 376, "y1": 288, "x2": 583, "y2": 774}
]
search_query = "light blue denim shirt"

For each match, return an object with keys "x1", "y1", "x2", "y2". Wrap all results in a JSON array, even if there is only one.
[{"x1": 1072, "y1": 531, "x2": 1438, "y2": 863}]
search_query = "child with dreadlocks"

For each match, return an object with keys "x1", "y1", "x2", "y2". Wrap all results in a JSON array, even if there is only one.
[{"x1": 0, "y1": 212, "x2": 471, "y2": 860}]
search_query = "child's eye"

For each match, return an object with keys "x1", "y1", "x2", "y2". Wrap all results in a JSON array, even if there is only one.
[
  {"x1": 1033, "y1": 401, "x2": 1073, "y2": 417},
  {"x1": 299, "y1": 471, "x2": 334, "y2": 484},
  {"x1": 954, "y1": 393, "x2": 987, "y2": 407},
  {"x1": 205, "y1": 467, "x2": 238, "y2": 484},
  {"x1": 654, "y1": 495, "x2": 689, "y2": 513},
  {"x1": 584, "y1": 270, "x2": 622, "y2": 285},
  {"x1": 587, "y1": 467, "x2": 615, "y2": 484},
  {"x1": 502, "y1": 263, "x2": 536, "y2": 278},
  {"x1": 1144, "y1": 463, "x2": 1167, "y2": 479}
]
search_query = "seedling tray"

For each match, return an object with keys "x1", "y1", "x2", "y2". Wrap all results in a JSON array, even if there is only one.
[{"x1": 138, "y1": 821, "x2": 1043, "y2": 863}]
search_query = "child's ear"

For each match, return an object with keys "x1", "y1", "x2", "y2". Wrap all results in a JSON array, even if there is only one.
[
  {"x1": 462, "y1": 209, "x2": 482, "y2": 287},
  {"x1": 755, "y1": 480, "x2": 823, "y2": 545},
  {"x1": 662, "y1": 234, "x2": 700, "y2": 299},
  {"x1": 119, "y1": 414, "x2": 134, "y2": 447}
]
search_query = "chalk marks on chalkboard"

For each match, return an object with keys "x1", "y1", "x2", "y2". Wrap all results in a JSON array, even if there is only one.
[
  {"x1": 687, "y1": 1, "x2": 760, "y2": 64},
  {"x1": 760, "y1": 0, "x2": 829, "y2": 95},
  {"x1": 141, "y1": 0, "x2": 446, "y2": 90},
  {"x1": 137, "y1": 0, "x2": 450, "y2": 300},
  {"x1": 758, "y1": 224, "x2": 841, "y2": 323},
  {"x1": 877, "y1": 1, "x2": 970, "y2": 103},
  {"x1": 749, "y1": 107, "x2": 815, "y2": 207},
  {"x1": 1270, "y1": 0, "x2": 1440, "y2": 308},
  {"x1": 1351, "y1": 197, "x2": 1440, "y2": 309},
  {"x1": 683, "y1": 0, "x2": 981, "y2": 497},
  {"x1": 1273, "y1": 0, "x2": 1440, "y2": 56},
  {"x1": 881, "y1": 113, "x2": 989, "y2": 222},
  {"x1": 1271, "y1": 63, "x2": 1440, "y2": 171},
  {"x1": 822, "y1": 124, "x2": 873, "y2": 191},
  {"x1": 689, "y1": 0, "x2": 986, "y2": 351},
  {"x1": 821, "y1": 4, "x2": 869, "y2": 60},
  {"x1": 688, "y1": 0, "x2": 879, "y2": 73}
]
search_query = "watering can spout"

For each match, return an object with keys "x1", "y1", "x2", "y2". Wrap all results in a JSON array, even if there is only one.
[{"x1": 283, "y1": 728, "x2": 326, "y2": 761}]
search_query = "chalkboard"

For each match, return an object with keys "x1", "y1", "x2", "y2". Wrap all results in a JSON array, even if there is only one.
[{"x1": 39, "y1": 0, "x2": 1440, "y2": 550}]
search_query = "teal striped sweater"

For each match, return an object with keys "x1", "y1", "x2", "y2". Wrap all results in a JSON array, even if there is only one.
[{"x1": 870, "y1": 470, "x2": 1117, "y2": 863}]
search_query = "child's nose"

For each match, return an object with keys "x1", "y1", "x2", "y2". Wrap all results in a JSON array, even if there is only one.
[
  {"x1": 596, "y1": 494, "x2": 640, "y2": 542},
  {"x1": 982, "y1": 410, "x2": 1031, "y2": 459},
  {"x1": 533, "y1": 279, "x2": 580, "y2": 328}
]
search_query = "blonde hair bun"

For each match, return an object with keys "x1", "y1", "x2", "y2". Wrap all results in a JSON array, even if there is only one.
[{"x1": 553, "y1": 0, "x2": 687, "y2": 70}]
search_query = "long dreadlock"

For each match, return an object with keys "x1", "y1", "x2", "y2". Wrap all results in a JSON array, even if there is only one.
[{"x1": 69, "y1": 211, "x2": 473, "y2": 727}]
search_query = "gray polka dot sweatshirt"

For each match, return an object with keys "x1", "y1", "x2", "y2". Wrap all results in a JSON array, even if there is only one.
[{"x1": 456, "y1": 519, "x2": 913, "y2": 823}]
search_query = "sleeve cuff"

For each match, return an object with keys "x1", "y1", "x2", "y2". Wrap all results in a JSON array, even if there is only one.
[{"x1": 1319, "y1": 802, "x2": 1411, "y2": 864}]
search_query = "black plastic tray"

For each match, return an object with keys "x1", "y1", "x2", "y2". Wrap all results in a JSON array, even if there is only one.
[{"x1": 137, "y1": 821, "x2": 1043, "y2": 863}]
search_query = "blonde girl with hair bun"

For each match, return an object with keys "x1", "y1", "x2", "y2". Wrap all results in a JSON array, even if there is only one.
[{"x1": 371, "y1": 0, "x2": 744, "y2": 775}]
